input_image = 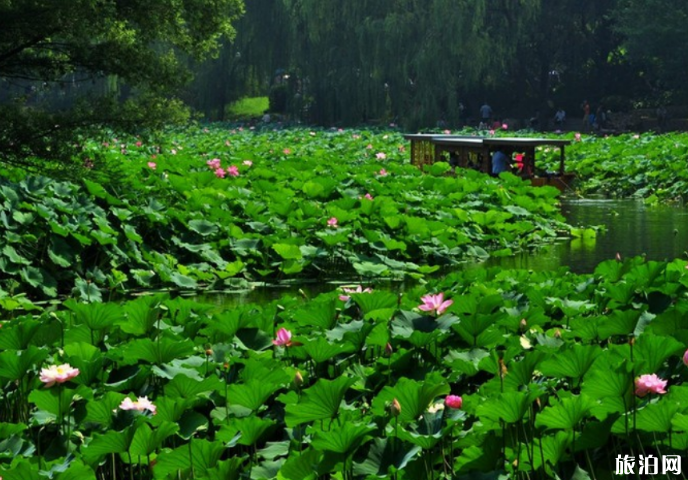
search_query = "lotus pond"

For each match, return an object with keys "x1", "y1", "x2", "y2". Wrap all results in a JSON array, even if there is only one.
[{"x1": 2, "y1": 126, "x2": 688, "y2": 480}]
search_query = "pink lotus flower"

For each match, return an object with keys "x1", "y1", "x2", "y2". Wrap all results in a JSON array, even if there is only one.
[
  {"x1": 379, "y1": 169, "x2": 388, "y2": 177},
  {"x1": 339, "y1": 285, "x2": 373, "y2": 301},
  {"x1": 40, "y1": 364, "x2": 80, "y2": 388},
  {"x1": 227, "y1": 165, "x2": 240, "y2": 177},
  {"x1": 243, "y1": 160, "x2": 253, "y2": 166},
  {"x1": 376, "y1": 152, "x2": 387, "y2": 159},
  {"x1": 418, "y1": 293, "x2": 453, "y2": 316},
  {"x1": 214, "y1": 168, "x2": 226, "y2": 178},
  {"x1": 443, "y1": 129, "x2": 451, "y2": 134},
  {"x1": 147, "y1": 162, "x2": 157, "y2": 170},
  {"x1": 364, "y1": 193, "x2": 374, "y2": 201},
  {"x1": 283, "y1": 148, "x2": 292, "y2": 155},
  {"x1": 120, "y1": 396, "x2": 157, "y2": 414},
  {"x1": 366, "y1": 144, "x2": 373, "y2": 150},
  {"x1": 489, "y1": 129, "x2": 495, "y2": 135},
  {"x1": 502, "y1": 123, "x2": 508, "y2": 130},
  {"x1": 445, "y1": 395, "x2": 463, "y2": 409},
  {"x1": 207, "y1": 158, "x2": 221, "y2": 169},
  {"x1": 273, "y1": 327, "x2": 293, "y2": 347},
  {"x1": 635, "y1": 374, "x2": 667, "y2": 397},
  {"x1": 683, "y1": 349, "x2": 688, "y2": 366},
  {"x1": 352, "y1": 134, "x2": 361, "y2": 140},
  {"x1": 574, "y1": 133, "x2": 581, "y2": 142},
  {"x1": 135, "y1": 141, "x2": 142, "y2": 147},
  {"x1": 327, "y1": 217, "x2": 338, "y2": 227}
]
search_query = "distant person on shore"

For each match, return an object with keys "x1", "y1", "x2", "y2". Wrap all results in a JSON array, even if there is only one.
[
  {"x1": 581, "y1": 100, "x2": 590, "y2": 131},
  {"x1": 554, "y1": 108, "x2": 566, "y2": 129},
  {"x1": 491, "y1": 148, "x2": 509, "y2": 176}
]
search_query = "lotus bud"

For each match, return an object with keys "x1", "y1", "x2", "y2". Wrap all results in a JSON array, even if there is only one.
[
  {"x1": 294, "y1": 371, "x2": 304, "y2": 388},
  {"x1": 223, "y1": 362, "x2": 229, "y2": 370},
  {"x1": 390, "y1": 398, "x2": 402, "y2": 417},
  {"x1": 683, "y1": 349, "x2": 688, "y2": 367},
  {"x1": 205, "y1": 349, "x2": 213, "y2": 356},
  {"x1": 384, "y1": 342, "x2": 393, "y2": 357},
  {"x1": 499, "y1": 358, "x2": 508, "y2": 379},
  {"x1": 519, "y1": 319, "x2": 527, "y2": 331},
  {"x1": 629, "y1": 337, "x2": 635, "y2": 346},
  {"x1": 554, "y1": 329, "x2": 561, "y2": 339}
]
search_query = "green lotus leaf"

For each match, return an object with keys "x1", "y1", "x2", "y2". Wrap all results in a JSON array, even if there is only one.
[
  {"x1": 64, "y1": 299, "x2": 121, "y2": 331},
  {"x1": 84, "y1": 392, "x2": 126, "y2": 427},
  {"x1": 176, "y1": 411, "x2": 209, "y2": 440},
  {"x1": 272, "y1": 243, "x2": 303, "y2": 260},
  {"x1": 170, "y1": 272, "x2": 198, "y2": 289},
  {"x1": 353, "y1": 438, "x2": 420, "y2": 478},
  {"x1": 0, "y1": 459, "x2": 41, "y2": 480},
  {"x1": 476, "y1": 391, "x2": 533, "y2": 425},
  {"x1": 218, "y1": 416, "x2": 276, "y2": 446},
  {"x1": 73, "y1": 278, "x2": 102, "y2": 302},
  {"x1": 188, "y1": 219, "x2": 219, "y2": 237},
  {"x1": 633, "y1": 401, "x2": 680, "y2": 433},
  {"x1": 129, "y1": 422, "x2": 179, "y2": 458},
  {"x1": 153, "y1": 439, "x2": 224, "y2": 479},
  {"x1": 63, "y1": 342, "x2": 104, "y2": 385},
  {"x1": 633, "y1": 333, "x2": 685, "y2": 373},
  {"x1": 227, "y1": 380, "x2": 281, "y2": 411},
  {"x1": 119, "y1": 337, "x2": 195, "y2": 365},
  {"x1": 539, "y1": 344, "x2": 601, "y2": 380},
  {"x1": 311, "y1": 422, "x2": 376, "y2": 455},
  {"x1": 535, "y1": 394, "x2": 596, "y2": 430},
  {"x1": 205, "y1": 458, "x2": 244, "y2": 480},
  {"x1": 303, "y1": 336, "x2": 353, "y2": 364},
  {"x1": 294, "y1": 297, "x2": 338, "y2": 330},
  {"x1": 284, "y1": 376, "x2": 355, "y2": 427},
  {"x1": 371, "y1": 377, "x2": 449, "y2": 425},
  {"x1": 0, "y1": 346, "x2": 47, "y2": 382}
]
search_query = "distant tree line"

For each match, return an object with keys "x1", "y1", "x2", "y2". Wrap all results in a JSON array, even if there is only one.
[{"x1": 189, "y1": 0, "x2": 688, "y2": 129}]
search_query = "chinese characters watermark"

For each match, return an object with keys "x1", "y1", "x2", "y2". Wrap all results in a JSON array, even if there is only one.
[{"x1": 615, "y1": 454, "x2": 681, "y2": 476}]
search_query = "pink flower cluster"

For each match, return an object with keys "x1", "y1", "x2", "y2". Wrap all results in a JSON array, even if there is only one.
[
  {"x1": 39, "y1": 363, "x2": 80, "y2": 388},
  {"x1": 207, "y1": 158, "x2": 239, "y2": 178},
  {"x1": 327, "y1": 217, "x2": 338, "y2": 228},
  {"x1": 120, "y1": 396, "x2": 157, "y2": 414}
]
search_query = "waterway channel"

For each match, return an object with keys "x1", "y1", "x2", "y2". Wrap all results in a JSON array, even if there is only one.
[{"x1": 196, "y1": 198, "x2": 688, "y2": 306}]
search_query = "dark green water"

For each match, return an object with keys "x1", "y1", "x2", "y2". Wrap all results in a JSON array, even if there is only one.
[
  {"x1": 477, "y1": 198, "x2": 688, "y2": 274},
  {"x1": 196, "y1": 198, "x2": 688, "y2": 306}
]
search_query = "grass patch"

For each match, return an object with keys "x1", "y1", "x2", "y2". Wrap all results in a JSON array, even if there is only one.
[{"x1": 227, "y1": 96, "x2": 269, "y2": 118}]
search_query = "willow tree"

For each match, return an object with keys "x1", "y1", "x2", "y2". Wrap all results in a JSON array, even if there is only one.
[
  {"x1": 0, "y1": 0, "x2": 244, "y2": 170},
  {"x1": 279, "y1": 0, "x2": 540, "y2": 128}
]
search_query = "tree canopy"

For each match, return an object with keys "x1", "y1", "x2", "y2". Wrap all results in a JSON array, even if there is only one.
[{"x1": 0, "y1": 0, "x2": 244, "y2": 170}]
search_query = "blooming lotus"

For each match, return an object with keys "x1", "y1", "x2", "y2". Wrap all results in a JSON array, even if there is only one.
[
  {"x1": 379, "y1": 168, "x2": 388, "y2": 177},
  {"x1": 147, "y1": 162, "x2": 157, "y2": 170},
  {"x1": 243, "y1": 160, "x2": 253, "y2": 166},
  {"x1": 445, "y1": 395, "x2": 463, "y2": 409},
  {"x1": 207, "y1": 158, "x2": 221, "y2": 169},
  {"x1": 120, "y1": 396, "x2": 157, "y2": 414},
  {"x1": 283, "y1": 148, "x2": 292, "y2": 155},
  {"x1": 375, "y1": 152, "x2": 386, "y2": 159},
  {"x1": 489, "y1": 129, "x2": 495, "y2": 135},
  {"x1": 214, "y1": 168, "x2": 226, "y2": 178},
  {"x1": 273, "y1": 327, "x2": 293, "y2": 347},
  {"x1": 40, "y1": 364, "x2": 80, "y2": 388},
  {"x1": 418, "y1": 293, "x2": 453, "y2": 316},
  {"x1": 502, "y1": 123, "x2": 508, "y2": 130},
  {"x1": 339, "y1": 285, "x2": 373, "y2": 301},
  {"x1": 135, "y1": 141, "x2": 142, "y2": 147},
  {"x1": 327, "y1": 217, "x2": 338, "y2": 228},
  {"x1": 227, "y1": 165, "x2": 240, "y2": 177},
  {"x1": 364, "y1": 193, "x2": 374, "y2": 201},
  {"x1": 574, "y1": 133, "x2": 581, "y2": 142},
  {"x1": 635, "y1": 374, "x2": 667, "y2": 397}
]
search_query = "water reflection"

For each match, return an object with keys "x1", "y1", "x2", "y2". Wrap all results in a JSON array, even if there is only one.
[{"x1": 476, "y1": 198, "x2": 688, "y2": 274}]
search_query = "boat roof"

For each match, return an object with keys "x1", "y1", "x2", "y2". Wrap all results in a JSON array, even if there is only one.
[{"x1": 403, "y1": 134, "x2": 570, "y2": 147}]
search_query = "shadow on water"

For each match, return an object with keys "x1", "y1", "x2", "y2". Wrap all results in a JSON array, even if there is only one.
[{"x1": 196, "y1": 198, "x2": 688, "y2": 306}]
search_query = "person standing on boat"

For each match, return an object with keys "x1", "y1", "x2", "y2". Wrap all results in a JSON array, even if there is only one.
[
  {"x1": 491, "y1": 148, "x2": 509, "y2": 176},
  {"x1": 479, "y1": 102, "x2": 493, "y2": 128}
]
